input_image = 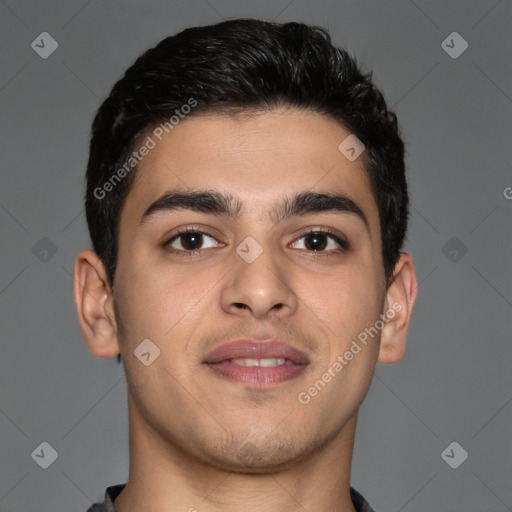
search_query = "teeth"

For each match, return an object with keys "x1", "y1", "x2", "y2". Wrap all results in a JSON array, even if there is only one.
[
  {"x1": 260, "y1": 357, "x2": 286, "y2": 367},
  {"x1": 231, "y1": 357, "x2": 287, "y2": 367}
]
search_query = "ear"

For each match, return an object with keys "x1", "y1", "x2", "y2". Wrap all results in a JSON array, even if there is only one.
[
  {"x1": 378, "y1": 252, "x2": 418, "y2": 364},
  {"x1": 73, "y1": 249, "x2": 120, "y2": 358}
]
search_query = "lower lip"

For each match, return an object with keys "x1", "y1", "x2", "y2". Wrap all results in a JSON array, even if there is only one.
[{"x1": 204, "y1": 360, "x2": 308, "y2": 385}]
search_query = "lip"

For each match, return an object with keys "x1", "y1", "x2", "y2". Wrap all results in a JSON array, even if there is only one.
[
  {"x1": 203, "y1": 339, "x2": 309, "y2": 386},
  {"x1": 203, "y1": 339, "x2": 309, "y2": 365}
]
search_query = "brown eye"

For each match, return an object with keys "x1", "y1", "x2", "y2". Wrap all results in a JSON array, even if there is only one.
[
  {"x1": 164, "y1": 230, "x2": 220, "y2": 253},
  {"x1": 291, "y1": 230, "x2": 348, "y2": 253},
  {"x1": 176, "y1": 232, "x2": 203, "y2": 251},
  {"x1": 303, "y1": 233, "x2": 328, "y2": 251}
]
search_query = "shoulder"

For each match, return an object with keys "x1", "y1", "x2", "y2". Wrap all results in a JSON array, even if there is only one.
[
  {"x1": 350, "y1": 486, "x2": 377, "y2": 512},
  {"x1": 84, "y1": 483, "x2": 126, "y2": 512}
]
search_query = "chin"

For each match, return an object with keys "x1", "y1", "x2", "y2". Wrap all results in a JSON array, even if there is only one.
[{"x1": 201, "y1": 435, "x2": 318, "y2": 474}]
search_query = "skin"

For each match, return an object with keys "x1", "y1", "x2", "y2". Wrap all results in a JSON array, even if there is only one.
[{"x1": 74, "y1": 108, "x2": 418, "y2": 512}]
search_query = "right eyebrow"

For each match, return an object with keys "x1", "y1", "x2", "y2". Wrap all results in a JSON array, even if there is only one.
[{"x1": 139, "y1": 189, "x2": 243, "y2": 226}]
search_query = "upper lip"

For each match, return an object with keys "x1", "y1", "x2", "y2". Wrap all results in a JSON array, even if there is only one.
[{"x1": 203, "y1": 339, "x2": 309, "y2": 365}]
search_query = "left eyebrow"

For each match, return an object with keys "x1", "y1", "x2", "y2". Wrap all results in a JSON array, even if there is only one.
[{"x1": 138, "y1": 189, "x2": 370, "y2": 233}]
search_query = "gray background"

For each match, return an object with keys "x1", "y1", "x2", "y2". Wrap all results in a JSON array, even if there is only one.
[{"x1": 0, "y1": 1, "x2": 511, "y2": 511}]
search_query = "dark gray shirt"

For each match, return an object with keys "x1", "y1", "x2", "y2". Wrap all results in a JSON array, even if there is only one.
[{"x1": 86, "y1": 483, "x2": 376, "y2": 511}]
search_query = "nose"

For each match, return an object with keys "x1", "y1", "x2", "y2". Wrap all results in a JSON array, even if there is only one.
[{"x1": 219, "y1": 239, "x2": 299, "y2": 320}]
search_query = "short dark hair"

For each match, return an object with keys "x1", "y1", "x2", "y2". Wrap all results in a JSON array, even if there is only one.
[{"x1": 84, "y1": 19, "x2": 409, "y2": 363}]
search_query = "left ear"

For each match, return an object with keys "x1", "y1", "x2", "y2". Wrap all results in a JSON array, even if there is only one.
[{"x1": 378, "y1": 252, "x2": 418, "y2": 364}]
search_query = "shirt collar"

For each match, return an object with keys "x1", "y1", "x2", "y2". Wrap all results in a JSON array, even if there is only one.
[{"x1": 99, "y1": 483, "x2": 376, "y2": 512}]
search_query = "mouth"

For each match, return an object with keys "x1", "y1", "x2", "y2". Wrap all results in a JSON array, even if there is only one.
[{"x1": 203, "y1": 339, "x2": 309, "y2": 386}]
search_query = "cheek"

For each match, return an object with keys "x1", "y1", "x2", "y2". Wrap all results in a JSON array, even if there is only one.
[
  {"x1": 302, "y1": 264, "x2": 382, "y2": 329},
  {"x1": 116, "y1": 256, "x2": 209, "y2": 343},
  {"x1": 298, "y1": 270, "x2": 383, "y2": 373}
]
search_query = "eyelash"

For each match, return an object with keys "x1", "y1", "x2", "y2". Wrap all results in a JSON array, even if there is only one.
[{"x1": 163, "y1": 227, "x2": 349, "y2": 257}]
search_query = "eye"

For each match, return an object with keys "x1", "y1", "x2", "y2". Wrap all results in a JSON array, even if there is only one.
[
  {"x1": 163, "y1": 227, "x2": 348, "y2": 256},
  {"x1": 291, "y1": 229, "x2": 348, "y2": 254},
  {"x1": 164, "y1": 229, "x2": 222, "y2": 253}
]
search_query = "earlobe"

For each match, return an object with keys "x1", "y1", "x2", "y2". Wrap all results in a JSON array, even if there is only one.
[
  {"x1": 378, "y1": 252, "x2": 418, "y2": 365},
  {"x1": 73, "y1": 249, "x2": 120, "y2": 358}
]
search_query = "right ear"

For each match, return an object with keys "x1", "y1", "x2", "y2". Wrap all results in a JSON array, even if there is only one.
[{"x1": 73, "y1": 249, "x2": 120, "y2": 358}]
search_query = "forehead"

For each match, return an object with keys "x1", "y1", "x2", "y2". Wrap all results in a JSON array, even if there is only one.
[{"x1": 121, "y1": 109, "x2": 380, "y2": 239}]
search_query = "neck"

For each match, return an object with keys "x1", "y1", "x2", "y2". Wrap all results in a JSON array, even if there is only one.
[{"x1": 114, "y1": 393, "x2": 359, "y2": 512}]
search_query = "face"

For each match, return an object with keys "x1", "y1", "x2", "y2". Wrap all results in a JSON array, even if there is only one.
[{"x1": 112, "y1": 109, "x2": 387, "y2": 472}]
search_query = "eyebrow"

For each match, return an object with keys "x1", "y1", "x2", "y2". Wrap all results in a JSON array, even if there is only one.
[{"x1": 139, "y1": 189, "x2": 370, "y2": 233}]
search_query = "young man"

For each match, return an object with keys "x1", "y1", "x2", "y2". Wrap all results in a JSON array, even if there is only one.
[{"x1": 74, "y1": 18, "x2": 417, "y2": 512}]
